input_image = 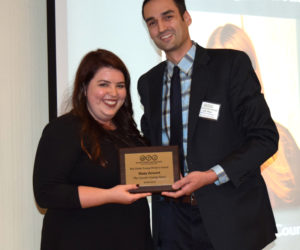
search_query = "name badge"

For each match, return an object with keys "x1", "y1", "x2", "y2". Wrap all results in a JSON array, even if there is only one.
[{"x1": 199, "y1": 102, "x2": 221, "y2": 120}]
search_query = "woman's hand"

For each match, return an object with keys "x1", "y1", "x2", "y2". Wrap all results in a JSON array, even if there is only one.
[
  {"x1": 108, "y1": 184, "x2": 151, "y2": 204},
  {"x1": 78, "y1": 185, "x2": 151, "y2": 208}
]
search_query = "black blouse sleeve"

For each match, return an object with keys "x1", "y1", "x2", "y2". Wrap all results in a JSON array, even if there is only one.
[{"x1": 33, "y1": 114, "x2": 82, "y2": 209}]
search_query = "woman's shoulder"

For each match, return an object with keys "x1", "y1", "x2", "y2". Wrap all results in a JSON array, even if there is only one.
[{"x1": 42, "y1": 112, "x2": 81, "y2": 138}]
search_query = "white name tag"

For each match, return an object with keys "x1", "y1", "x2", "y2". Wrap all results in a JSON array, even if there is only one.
[{"x1": 199, "y1": 102, "x2": 221, "y2": 120}]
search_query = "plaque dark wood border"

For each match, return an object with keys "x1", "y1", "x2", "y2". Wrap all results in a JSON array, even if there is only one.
[{"x1": 119, "y1": 145, "x2": 180, "y2": 193}]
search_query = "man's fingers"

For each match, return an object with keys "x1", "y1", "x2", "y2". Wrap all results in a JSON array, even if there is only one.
[
  {"x1": 172, "y1": 177, "x2": 188, "y2": 189},
  {"x1": 162, "y1": 189, "x2": 185, "y2": 198}
]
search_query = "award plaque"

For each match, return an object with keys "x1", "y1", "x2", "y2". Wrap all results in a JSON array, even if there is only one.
[{"x1": 119, "y1": 146, "x2": 180, "y2": 193}]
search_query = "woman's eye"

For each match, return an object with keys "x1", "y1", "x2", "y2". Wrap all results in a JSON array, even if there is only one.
[
  {"x1": 99, "y1": 83, "x2": 108, "y2": 87},
  {"x1": 117, "y1": 84, "x2": 125, "y2": 88}
]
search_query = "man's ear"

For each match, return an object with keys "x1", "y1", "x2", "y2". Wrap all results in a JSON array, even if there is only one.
[{"x1": 183, "y1": 11, "x2": 192, "y2": 26}]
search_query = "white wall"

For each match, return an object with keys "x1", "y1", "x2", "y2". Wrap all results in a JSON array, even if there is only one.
[{"x1": 0, "y1": 0, "x2": 48, "y2": 249}]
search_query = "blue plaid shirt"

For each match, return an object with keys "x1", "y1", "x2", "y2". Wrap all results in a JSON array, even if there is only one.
[{"x1": 162, "y1": 44, "x2": 196, "y2": 175}]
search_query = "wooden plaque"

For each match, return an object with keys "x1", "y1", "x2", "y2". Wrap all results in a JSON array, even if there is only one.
[{"x1": 119, "y1": 146, "x2": 180, "y2": 193}]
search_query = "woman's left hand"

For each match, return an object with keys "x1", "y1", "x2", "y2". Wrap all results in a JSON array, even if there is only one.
[{"x1": 107, "y1": 184, "x2": 151, "y2": 204}]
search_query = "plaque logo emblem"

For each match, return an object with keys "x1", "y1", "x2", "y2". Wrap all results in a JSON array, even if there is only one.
[{"x1": 140, "y1": 155, "x2": 158, "y2": 161}]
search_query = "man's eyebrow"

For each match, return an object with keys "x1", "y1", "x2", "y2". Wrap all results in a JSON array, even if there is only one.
[
  {"x1": 161, "y1": 10, "x2": 175, "y2": 16},
  {"x1": 145, "y1": 10, "x2": 175, "y2": 23},
  {"x1": 145, "y1": 16, "x2": 154, "y2": 23}
]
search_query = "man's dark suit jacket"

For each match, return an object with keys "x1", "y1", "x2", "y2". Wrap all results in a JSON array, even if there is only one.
[{"x1": 138, "y1": 44, "x2": 279, "y2": 250}]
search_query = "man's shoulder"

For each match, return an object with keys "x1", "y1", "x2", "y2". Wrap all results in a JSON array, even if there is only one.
[
  {"x1": 205, "y1": 47, "x2": 248, "y2": 60},
  {"x1": 195, "y1": 46, "x2": 251, "y2": 68},
  {"x1": 139, "y1": 61, "x2": 166, "y2": 81}
]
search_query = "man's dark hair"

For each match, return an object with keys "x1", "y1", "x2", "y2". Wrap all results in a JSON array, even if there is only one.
[{"x1": 142, "y1": 0, "x2": 187, "y2": 19}]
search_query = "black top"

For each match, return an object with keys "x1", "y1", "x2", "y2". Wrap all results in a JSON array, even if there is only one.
[{"x1": 33, "y1": 113, "x2": 153, "y2": 250}]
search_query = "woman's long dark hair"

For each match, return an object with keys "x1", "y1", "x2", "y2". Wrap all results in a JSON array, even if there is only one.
[{"x1": 71, "y1": 49, "x2": 144, "y2": 165}]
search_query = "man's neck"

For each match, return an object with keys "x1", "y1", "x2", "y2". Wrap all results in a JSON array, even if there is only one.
[{"x1": 166, "y1": 39, "x2": 193, "y2": 64}]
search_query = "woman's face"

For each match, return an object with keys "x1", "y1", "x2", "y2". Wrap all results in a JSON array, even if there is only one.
[{"x1": 86, "y1": 67, "x2": 126, "y2": 126}]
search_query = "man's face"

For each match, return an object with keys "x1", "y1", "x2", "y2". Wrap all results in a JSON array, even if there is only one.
[{"x1": 143, "y1": 0, "x2": 191, "y2": 55}]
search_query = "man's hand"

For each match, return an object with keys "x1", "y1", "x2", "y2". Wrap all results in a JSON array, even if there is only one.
[{"x1": 161, "y1": 170, "x2": 217, "y2": 198}]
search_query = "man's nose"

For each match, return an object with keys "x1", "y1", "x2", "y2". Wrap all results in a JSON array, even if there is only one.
[{"x1": 157, "y1": 20, "x2": 166, "y2": 33}]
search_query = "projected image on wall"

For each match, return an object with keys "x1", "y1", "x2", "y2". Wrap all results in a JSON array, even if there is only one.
[
  {"x1": 189, "y1": 12, "x2": 300, "y2": 209},
  {"x1": 188, "y1": 12, "x2": 300, "y2": 247}
]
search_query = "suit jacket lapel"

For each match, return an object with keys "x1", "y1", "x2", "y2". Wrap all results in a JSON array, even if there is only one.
[
  {"x1": 146, "y1": 46, "x2": 210, "y2": 147},
  {"x1": 187, "y1": 45, "x2": 210, "y2": 148},
  {"x1": 148, "y1": 62, "x2": 166, "y2": 145}
]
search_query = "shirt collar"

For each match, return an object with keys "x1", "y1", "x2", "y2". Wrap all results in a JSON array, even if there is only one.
[{"x1": 167, "y1": 42, "x2": 196, "y2": 78}]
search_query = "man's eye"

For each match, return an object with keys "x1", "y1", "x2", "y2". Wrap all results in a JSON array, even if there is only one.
[{"x1": 148, "y1": 21, "x2": 156, "y2": 27}]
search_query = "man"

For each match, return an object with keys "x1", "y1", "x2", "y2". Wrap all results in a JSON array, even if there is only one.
[{"x1": 138, "y1": 0, "x2": 279, "y2": 250}]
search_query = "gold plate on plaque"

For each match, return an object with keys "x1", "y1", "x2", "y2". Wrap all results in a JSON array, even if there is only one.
[{"x1": 119, "y1": 146, "x2": 180, "y2": 193}]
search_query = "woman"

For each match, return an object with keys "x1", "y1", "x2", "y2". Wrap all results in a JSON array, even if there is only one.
[{"x1": 33, "y1": 49, "x2": 153, "y2": 250}]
